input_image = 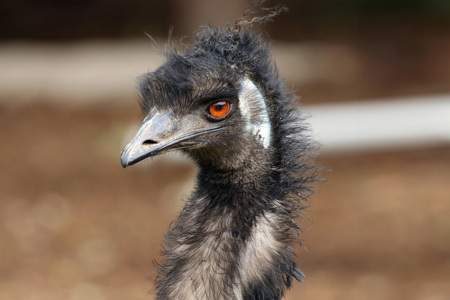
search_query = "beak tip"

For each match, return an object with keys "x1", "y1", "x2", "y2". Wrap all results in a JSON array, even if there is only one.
[
  {"x1": 120, "y1": 149, "x2": 130, "y2": 168},
  {"x1": 120, "y1": 143, "x2": 150, "y2": 168}
]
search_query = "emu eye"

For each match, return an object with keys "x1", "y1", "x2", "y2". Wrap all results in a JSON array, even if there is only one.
[{"x1": 208, "y1": 101, "x2": 231, "y2": 119}]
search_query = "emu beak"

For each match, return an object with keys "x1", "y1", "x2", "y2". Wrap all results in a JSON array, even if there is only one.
[{"x1": 120, "y1": 108, "x2": 224, "y2": 168}]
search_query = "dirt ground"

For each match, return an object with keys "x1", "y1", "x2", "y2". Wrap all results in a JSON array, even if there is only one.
[{"x1": 1, "y1": 104, "x2": 449, "y2": 300}]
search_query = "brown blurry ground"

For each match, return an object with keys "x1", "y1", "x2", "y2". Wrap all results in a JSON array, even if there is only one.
[{"x1": 0, "y1": 104, "x2": 449, "y2": 300}]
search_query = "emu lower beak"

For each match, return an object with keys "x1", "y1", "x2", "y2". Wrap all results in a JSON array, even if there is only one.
[{"x1": 120, "y1": 109, "x2": 224, "y2": 168}]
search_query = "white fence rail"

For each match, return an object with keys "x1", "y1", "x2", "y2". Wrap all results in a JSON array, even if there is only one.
[{"x1": 305, "y1": 95, "x2": 450, "y2": 152}]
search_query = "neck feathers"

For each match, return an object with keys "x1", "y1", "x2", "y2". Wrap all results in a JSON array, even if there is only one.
[{"x1": 155, "y1": 187, "x2": 302, "y2": 300}]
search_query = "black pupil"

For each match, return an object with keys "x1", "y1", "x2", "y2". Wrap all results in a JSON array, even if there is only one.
[{"x1": 214, "y1": 103, "x2": 223, "y2": 110}]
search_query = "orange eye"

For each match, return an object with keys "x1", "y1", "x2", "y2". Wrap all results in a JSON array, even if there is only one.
[{"x1": 208, "y1": 101, "x2": 230, "y2": 118}]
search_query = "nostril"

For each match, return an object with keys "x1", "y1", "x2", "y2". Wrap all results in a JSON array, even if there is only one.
[{"x1": 143, "y1": 139, "x2": 159, "y2": 145}]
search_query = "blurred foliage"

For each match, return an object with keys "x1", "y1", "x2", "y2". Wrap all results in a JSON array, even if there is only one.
[{"x1": 1, "y1": 0, "x2": 449, "y2": 41}]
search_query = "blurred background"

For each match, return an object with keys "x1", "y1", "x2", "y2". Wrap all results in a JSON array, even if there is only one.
[{"x1": 1, "y1": 0, "x2": 449, "y2": 299}]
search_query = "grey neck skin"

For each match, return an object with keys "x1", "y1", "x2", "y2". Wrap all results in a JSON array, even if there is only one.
[{"x1": 154, "y1": 79, "x2": 297, "y2": 300}]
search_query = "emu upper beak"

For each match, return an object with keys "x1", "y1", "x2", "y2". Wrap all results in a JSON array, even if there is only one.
[{"x1": 120, "y1": 108, "x2": 224, "y2": 168}]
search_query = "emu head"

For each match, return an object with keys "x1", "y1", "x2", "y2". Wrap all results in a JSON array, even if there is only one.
[{"x1": 121, "y1": 27, "x2": 281, "y2": 170}]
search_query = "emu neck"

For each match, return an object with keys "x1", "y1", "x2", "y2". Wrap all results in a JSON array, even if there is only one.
[
  {"x1": 196, "y1": 159, "x2": 275, "y2": 236},
  {"x1": 197, "y1": 155, "x2": 275, "y2": 199},
  {"x1": 155, "y1": 152, "x2": 296, "y2": 300}
]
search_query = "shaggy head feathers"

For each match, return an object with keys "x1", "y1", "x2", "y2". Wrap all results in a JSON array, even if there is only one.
[
  {"x1": 139, "y1": 29, "x2": 275, "y2": 114},
  {"x1": 138, "y1": 20, "x2": 317, "y2": 180}
]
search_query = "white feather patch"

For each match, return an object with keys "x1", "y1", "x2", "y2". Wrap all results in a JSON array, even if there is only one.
[
  {"x1": 238, "y1": 77, "x2": 271, "y2": 148},
  {"x1": 238, "y1": 212, "x2": 281, "y2": 289},
  {"x1": 168, "y1": 212, "x2": 244, "y2": 300}
]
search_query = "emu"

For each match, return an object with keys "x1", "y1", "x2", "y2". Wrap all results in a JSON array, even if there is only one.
[{"x1": 120, "y1": 9, "x2": 317, "y2": 300}]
